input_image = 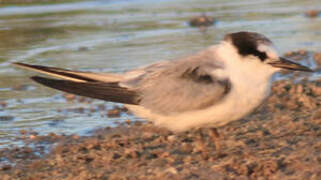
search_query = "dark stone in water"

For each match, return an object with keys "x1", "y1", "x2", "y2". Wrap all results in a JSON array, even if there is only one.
[
  {"x1": 189, "y1": 14, "x2": 216, "y2": 27},
  {"x1": 0, "y1": 116, "x2": 14, "y2": 121}
]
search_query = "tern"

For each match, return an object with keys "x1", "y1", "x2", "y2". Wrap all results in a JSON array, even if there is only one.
[{"x1": 13, "y1": 31, "x2": 313, "y2": 157}]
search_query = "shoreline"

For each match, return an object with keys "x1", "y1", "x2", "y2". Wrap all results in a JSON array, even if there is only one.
[{"x1": 1, "y1": 78, "x2": 321, "y2": 179}]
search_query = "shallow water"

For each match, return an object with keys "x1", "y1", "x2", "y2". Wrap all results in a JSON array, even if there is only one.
[{"x1": 0, "y1": 0, "x2": 321, "y2": 148}]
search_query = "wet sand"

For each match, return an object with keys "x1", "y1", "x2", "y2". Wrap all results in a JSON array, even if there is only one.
[{"x1": 0, "y1": 52, "x2": 321, "y2": 179}]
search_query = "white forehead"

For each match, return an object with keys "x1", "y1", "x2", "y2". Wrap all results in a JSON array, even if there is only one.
[{"x1": 257, "y1": 44, "x2": 279, "y2": 59}]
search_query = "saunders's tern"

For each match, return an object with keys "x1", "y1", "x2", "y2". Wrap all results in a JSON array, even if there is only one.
[{"x1": 13, "y1": 31, "x2": 313, "y2": 157}]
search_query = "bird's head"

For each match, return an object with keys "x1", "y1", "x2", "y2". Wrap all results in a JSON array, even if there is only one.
[{"x1": 224, "y1": 31, "x2": 313, "y2": 72}]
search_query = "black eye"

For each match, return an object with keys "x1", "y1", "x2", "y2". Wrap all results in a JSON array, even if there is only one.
[{"x1": 252, "y1": 51, "x2": 267, "y2": 61}]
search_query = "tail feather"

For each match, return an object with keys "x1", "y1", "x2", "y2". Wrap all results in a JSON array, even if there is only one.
[
  {"x1": 13, "y1": 63, "x2": 122, "y2": 82},
  {"x1": 31, "y1": 76, "x2": 140, "y2": 105}
]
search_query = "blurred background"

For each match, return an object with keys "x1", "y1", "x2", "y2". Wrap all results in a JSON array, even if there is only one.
[{"x1": 0, "y1": 0, "x2": 320, "y2": 148}]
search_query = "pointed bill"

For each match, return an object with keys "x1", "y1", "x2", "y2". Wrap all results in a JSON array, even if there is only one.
[{"x1": 268, "y1": 57, "x2": 313, "y2": 72}]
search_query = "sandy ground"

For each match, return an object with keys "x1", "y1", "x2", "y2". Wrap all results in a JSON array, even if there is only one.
[{"x1": 0, "y1": 51, "x2": 321, "y2": 180}]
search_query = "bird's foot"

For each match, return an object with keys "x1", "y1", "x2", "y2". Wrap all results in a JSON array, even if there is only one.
[{"x1": 197, "y1": 128, "x2": 224, "y2": 160}]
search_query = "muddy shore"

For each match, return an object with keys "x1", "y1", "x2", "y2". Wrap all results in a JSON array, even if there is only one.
[{"x1": 0, "y1": 52, "x2": 321, "y2": 179}]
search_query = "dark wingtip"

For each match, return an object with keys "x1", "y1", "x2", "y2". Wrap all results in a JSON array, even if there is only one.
[
  {"x1": 31, "y1": 76, "x2": 65, "y2": 87},
  {"x1": 12, "y1": 62, "x2": 29, "y2": 67},
  {"x1": 31, "y1": 76, "x2": 46, "y2": 83},
  {"x1": 30, "y1": 76, "x2": 140, "y2": 105},
  {"x1": 30, "y1": 76, "x2": 56, "y2": 88},
  {"x1": 12, "y1": 62, "x2": 46, "y2": 70}
]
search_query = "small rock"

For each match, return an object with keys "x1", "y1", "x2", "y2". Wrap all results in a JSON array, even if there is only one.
[
  {"x1": 29, "y1": 135, "x2": 37, "y2": 139},
  {"x1": 20, "y1": 129, "x2": 27, "y2": 135},
  {"x1": 0, "y1": 116, "x2": 14, "y2": 121},
  {"x1": 125, "y1": 119, "x2": 131, "y2": 125},
  {"x1": 314, "y1": 52, "x2": 321, "y2": 66},
  {"x1": 0, "y1": 101, "x2": 7, "y2": 108},
  {"x1": 165, "y1": 167, "x2": 178, "y2": 174},
  {"x1": 78, "y1": 46, "x2": 89, "y2": 51},
  {"x1": 298, "y1": 49, "x2": 307, "y2": 56},
  {"x1": 107, "y1": 109, "x2": 121, "y2": 118},
  {"x1": 167, "y1": 135, "x2": 176, "y2": 142},
  {"x1": 1, "y1": 165, "x2": 11, "y2": 171},
  {"x1": 160, "y1": 152, "x2": 170, "y2": 158},
  {"x1": 312, "y1": 110, "x2": 321, "y2": 120},
  {"x1": 119, "y1": 106, "x2": 129, "y2": 112},
  {"x1": 142, "y1": 132, "x2": 153, "y2": 139},
  {"x1": 184, "y1": 155, "x2": 194, "y2": 163},
  {"x1": 72, "y1": 135, "x2": 79, "y2": 140},
  {"x1": 189, "y1": 14, "x2": 216, "y2": 27},
  {"x1": 305, "y1": 10, "x2": 320, "y2": 18},
  {"x1": 63, "y1": 93, "x2": 76, "y2": 101},
  {"x1": 181, "y1": 143, "x2": 193, "y2": 153},
  {"x1": 49, "y1": 132, "x2": 56, "y2": 137},
  {"x1": 30, "y1": 131, "x2": 39, "y2": 136},
  {"x1": 112, "y1": 152, "x2": 121, "y2": 160}
]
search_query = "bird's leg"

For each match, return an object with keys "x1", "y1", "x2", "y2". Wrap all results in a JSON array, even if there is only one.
[
  {"x1": 197, "y1": 129, "x2": 209, "y2": 160},
  {"x1": 209, "y1": 127, "x2": 221, "y2": 157}
]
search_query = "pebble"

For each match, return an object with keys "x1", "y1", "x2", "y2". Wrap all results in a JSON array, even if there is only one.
[
  {"x1": 314, "y1": 52, "x2": 321, "y2": 66},
  {"x1": 29, "y1": 135, "x2": 37, "y2": 139},
  {"x1": 165, "y1": 167, "x2": 178, "y2": 174},
  {"x1": 0, "y1": 116, "x2": 14, "y2": 121},
  {"x1": 312, "y1": 110, "x2": 321, "y2": 120},
  {"x1": 63, "y1": 93, "x2": 76, "y2": 101},
  {"x1": 189, "y1": 14, "x2": 216, "y2": 27},
  {"x1": 305, "y1": 10, "x2": 320, "y2": 18},
  {"x1": 107, "y1": 109, "x2": 121, "y2": 118},
  {"x1": 19, "y1": 129, "x2": 27, "y2": 135},
  {"x1": 167, "y1": 135, "x2": 176, "y2": 142},
  {"x1": 78, "y1": 46, "x2": 89, "y2": 51},
  {"x1": 125, "y1": 119, "x2": 131, "y2": 125},
  {"x1": 1, "y1": 165, "x2": 11, "y2": 171},
  {"x1": 0, "y1": 101, "x2": 7, "y2": 108}
]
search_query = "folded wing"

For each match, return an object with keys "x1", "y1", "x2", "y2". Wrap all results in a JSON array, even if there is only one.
[
  {"x1": 14, "y1": 48, "x2": 231, "y2": 112},
  {"x1": 123, "y1": 49, "x2": 231, "y2": 114},
  {"x1": 31, "y1": 76, "x2": 140, "y2": 105}
]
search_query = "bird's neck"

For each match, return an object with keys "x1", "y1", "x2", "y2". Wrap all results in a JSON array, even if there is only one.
[
  {"x1": 213, "y1": 41, "x2": 276, "y2": 98},
  {"x1": 214, "y1": 41, "x2": 277, "y2": 80}
]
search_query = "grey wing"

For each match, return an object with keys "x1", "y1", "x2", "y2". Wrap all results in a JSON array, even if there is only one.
[{"x1": 121, "y1": 50, "x2": 231, "y2": 115}]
